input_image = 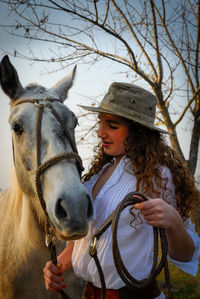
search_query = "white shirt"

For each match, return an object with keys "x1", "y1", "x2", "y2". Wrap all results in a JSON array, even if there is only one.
[{"x1": 72, "y1": 157, "x2": 200, "y2": 295}]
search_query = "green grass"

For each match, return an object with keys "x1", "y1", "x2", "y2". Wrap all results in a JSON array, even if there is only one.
[
  {"x1": 157, "y1": 259, "x2": 200, "y2": 298},
  {"x1": 81, "y1": 257, "x2": 200, "y2": 298}
]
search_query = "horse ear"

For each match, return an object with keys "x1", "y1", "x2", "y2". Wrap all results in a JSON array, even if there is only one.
[
  {"x1": 0, "y1": 55, "x2": 24, "y2": 101},
  {"x1": 51, "y1": 65, "x2": 77, "y2": 102}
]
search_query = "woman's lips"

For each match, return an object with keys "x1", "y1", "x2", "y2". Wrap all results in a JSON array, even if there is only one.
[{"x1": 102, "y1": 140, "x2": 112, "y2": 148}]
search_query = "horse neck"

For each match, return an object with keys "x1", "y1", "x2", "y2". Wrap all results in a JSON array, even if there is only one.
[
  {"x1": 2, "y1": 167, "x2": 46, "y2": 257},
  {"x1": 0, "y1": 167, "x2": 51, "y2": 287}
]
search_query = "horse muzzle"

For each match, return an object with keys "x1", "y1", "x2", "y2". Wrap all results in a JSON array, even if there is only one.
[
  {"x1": 55, "y1": 227, "x2": 87, "y2": 241},
  {"x1": 47, "y1": 191, "x2": 93, "y2": 240}
]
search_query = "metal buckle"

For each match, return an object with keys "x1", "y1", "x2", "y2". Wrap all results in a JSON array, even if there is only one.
[
  {"x1": 89, "y1": 236, "x2": 97, "y2": 256},
  {"x1": 34, "y1": 98, "x2": 59, "y2": 108},
  {"x1": 34, "y1": 100, "x2": 45, "y2": 108}
]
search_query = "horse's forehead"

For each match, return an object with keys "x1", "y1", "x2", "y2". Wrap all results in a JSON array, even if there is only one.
[
  {"x1": 23, "y1": 84, "x2": 49, "y2": 99},
  {"x1": 9, "y1": 101, "x2": 75, "y2": 127},
  {"x1": 9, "y1": 103, "x2": 34, "y2": 122},
  {"x1": 23, "y1": 84, "x2": 58, "y2": 99},
  {"x1": 15, "y1": 84, "x2": 75, "y2": 120}
]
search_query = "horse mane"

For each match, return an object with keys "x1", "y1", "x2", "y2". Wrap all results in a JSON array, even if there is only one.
[
  {"x1": 26, "y1": 84, "x2": 46, "y2": 92},
  {"x1": 0, "y1": 166, "x2": 23, "y2": 229},
  {"x1": 3, "y1": 165, "x2": 23, "y2": 209},
  {"x1": 0, "y1": 167, "x2": 45, "y2": 268}
]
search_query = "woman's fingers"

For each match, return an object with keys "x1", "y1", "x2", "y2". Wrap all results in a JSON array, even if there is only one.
[
  {"x1": 43, "y1": 261, "x2": 66, "y2": 292},
  {"x1": 133, "y1": 198, "x2": 177, "y2": 229},
  {"x1": 45, "y1": 276, "x2": 66, "y2": 292}
]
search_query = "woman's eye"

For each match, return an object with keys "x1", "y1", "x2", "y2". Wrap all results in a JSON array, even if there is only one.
[
  {"x1": 11, "y1": 122, "x2": 23, "y2": 135},
  {"x1": 109, "y1": 124, "x2": 118, "y2": 129}
]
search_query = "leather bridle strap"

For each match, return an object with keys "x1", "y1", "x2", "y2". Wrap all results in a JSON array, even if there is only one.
[
  {"x1": 35, "y1": 152, "x2": 83, "y2": 216},
  {"x1": 12, "y1": 98, "x2": 83, "y2": 299},
  {"x1": 49, "y1": 105, "x2": 78, "y2": 154},
  {"x1": 89, "y1": 192, "x2": 173, "y2": 299}
]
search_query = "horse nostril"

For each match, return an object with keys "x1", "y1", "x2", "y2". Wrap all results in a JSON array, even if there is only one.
[
  {"x1": 87, "y1": 195, "x2": 93, "y2": 219},
  {"x1": 55, "y1": 198, "x2": 69, "y2": 220},
  {"x1": 55, "y1": 195, "x2": 93, "y2": 222}
]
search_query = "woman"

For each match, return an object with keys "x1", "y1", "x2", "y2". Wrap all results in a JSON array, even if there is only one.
[{"x1": 43, "y1": 82, "x2": 200, "y2": 299}]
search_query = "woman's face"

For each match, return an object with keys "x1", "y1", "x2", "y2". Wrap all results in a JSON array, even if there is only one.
[{"x1": 97, "y1": 113, "x2": 129, "y2": 159}]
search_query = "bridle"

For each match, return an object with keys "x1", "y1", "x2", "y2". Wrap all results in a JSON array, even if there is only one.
[{"x1": 12, "y1": 97, "x2": 84, "y2": 299}]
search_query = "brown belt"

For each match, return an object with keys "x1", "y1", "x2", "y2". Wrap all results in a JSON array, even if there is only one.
[{"x1": 84, "y1": 279, "x2": 161, "y2": 299}]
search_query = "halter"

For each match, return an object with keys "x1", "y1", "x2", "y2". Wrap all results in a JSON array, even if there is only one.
[{"x1": 12, "y1": 97, "x2": 84, "y2": 299}]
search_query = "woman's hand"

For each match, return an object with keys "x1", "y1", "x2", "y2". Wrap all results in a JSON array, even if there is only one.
[
  {"x1": 43, "y1": 241, "x2": 74, "y2": 293},
  {"x1": 134, "y1": 197, "x2": 180, "y2": 229},
  {"x1": 134, "y1": 197, "x2": 194, "y2": 262},
  {"x1": 43, "y1": 261, "x2": 66, "y2": 293}
]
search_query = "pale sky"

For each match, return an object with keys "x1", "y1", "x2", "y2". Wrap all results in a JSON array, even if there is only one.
[
  {"x1": 0, "y1": 2, "x2": 199, "y2": 190},
  {"x1": 0, "y1": 12, "x2": 131, "y2": 189},
  {"x1": 0, "y1": 49, "x2": 132, "y2": 189}
]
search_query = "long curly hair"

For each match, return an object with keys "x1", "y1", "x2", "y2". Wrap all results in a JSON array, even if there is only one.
[{"x1": 82, "y1": 120, "x2": 200, "y2": 221}]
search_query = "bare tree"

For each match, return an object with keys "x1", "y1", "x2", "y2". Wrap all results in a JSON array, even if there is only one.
[{"x1": 0, "y1": 0, "x2": 199, "y2": 176}]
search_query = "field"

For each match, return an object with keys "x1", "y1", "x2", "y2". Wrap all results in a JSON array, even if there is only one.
[{"x1": 158, "y1": 259, "x2": 200, "y2": 298}]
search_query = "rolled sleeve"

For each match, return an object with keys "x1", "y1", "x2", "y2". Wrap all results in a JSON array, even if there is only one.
[{"x1": 168, "y1": 219, "x2": 200, "y2": 276}]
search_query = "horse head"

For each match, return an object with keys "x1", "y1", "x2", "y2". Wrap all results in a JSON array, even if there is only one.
[{"x1": 0, "y1": 55, "x2": 93, "y2": 241}]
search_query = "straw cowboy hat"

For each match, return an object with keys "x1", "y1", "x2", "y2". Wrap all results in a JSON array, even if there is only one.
[{"x1": 79, "y1": 82, "x2": 170, "y2": 134}]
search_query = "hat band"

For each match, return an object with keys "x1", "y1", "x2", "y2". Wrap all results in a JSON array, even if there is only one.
[{"x1": 100, "y1": 102, "x2": 155, "y2": 125}]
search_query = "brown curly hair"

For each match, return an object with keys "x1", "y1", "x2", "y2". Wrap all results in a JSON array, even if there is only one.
[{"x1": 82, "y1": 120, "x2": 200, "y2": 221}]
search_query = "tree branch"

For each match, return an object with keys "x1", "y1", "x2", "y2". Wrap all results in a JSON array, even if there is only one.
[
  {"x1": 174, "y1": 86, "x2": 200, "y2": 126},
  {"x1": 150, "y1": 0, "x2": 163, "y2": 85}
]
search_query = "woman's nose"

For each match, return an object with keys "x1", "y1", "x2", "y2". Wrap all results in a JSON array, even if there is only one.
[{"x1": 97, "y1": 124, "x2": 106, "y2": 138}]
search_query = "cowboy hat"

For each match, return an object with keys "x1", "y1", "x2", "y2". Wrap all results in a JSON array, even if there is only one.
[{"x1": 79, "y1": 82, "x2": 170, "y2": 134}]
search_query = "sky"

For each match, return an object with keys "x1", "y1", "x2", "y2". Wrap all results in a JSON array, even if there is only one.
[
  {"x1": 0, "y1": 2, "x2": 131, "y2": 189},
  {"x1": 0, "y1": 1, "x2": 199, "y2": 190},
  {"x1": 0, "y1": 45, "x2": 130, "y2": 189}
]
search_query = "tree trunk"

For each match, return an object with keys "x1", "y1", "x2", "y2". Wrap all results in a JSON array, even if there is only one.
[{"x1": 188, "y1": 115, "x2": 200, "y2": 176}]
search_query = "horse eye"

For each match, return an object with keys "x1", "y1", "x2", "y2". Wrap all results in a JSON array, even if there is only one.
[{"x1": 11, "y1": 122, "x2": 23, "y2": 135}]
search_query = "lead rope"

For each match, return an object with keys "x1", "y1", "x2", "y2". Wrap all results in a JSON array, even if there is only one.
[
  {"x1": 89, "y1": 192, "x2": 173, "y2": 299},
  {"x1": 13, "y1": 98, "x2": 84, "y2": 299},
  {"x1": 34, "y1": 101, "x2": 83, "y2": 299}
]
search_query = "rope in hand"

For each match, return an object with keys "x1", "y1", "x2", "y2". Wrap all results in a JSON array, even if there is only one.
[
  {"x1": 13, "y1": 98, "x2": 85, "y2": 299},
  {"x1": 16, "y1": 99, "x2": 83, "y2": 299},
  {"x1": 46, "y1": 232, "x2": 71, "y2": 299},
  {"x1": 89, "y1": 191, "x2": 174, "y2": 299},
  {"x1": 34, "y1": 102, "x2": 84, "y2": 299}
]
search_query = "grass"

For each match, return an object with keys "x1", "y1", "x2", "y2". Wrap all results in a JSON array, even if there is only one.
[{"x1": 157, "y1": 259, "x2": 200, "y2": 298}]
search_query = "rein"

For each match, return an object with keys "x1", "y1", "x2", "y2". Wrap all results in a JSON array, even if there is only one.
[
  {"x1": 89, "y1": 192, "x2": 174, "y2": 299},
  {"x1": 12, "y1": 97, "x2": 84, "y2": 299}
]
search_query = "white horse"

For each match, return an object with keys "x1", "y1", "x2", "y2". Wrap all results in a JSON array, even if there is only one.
[{"x1": 0, "y1": 55, "x2": 92, "y2": 299}]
